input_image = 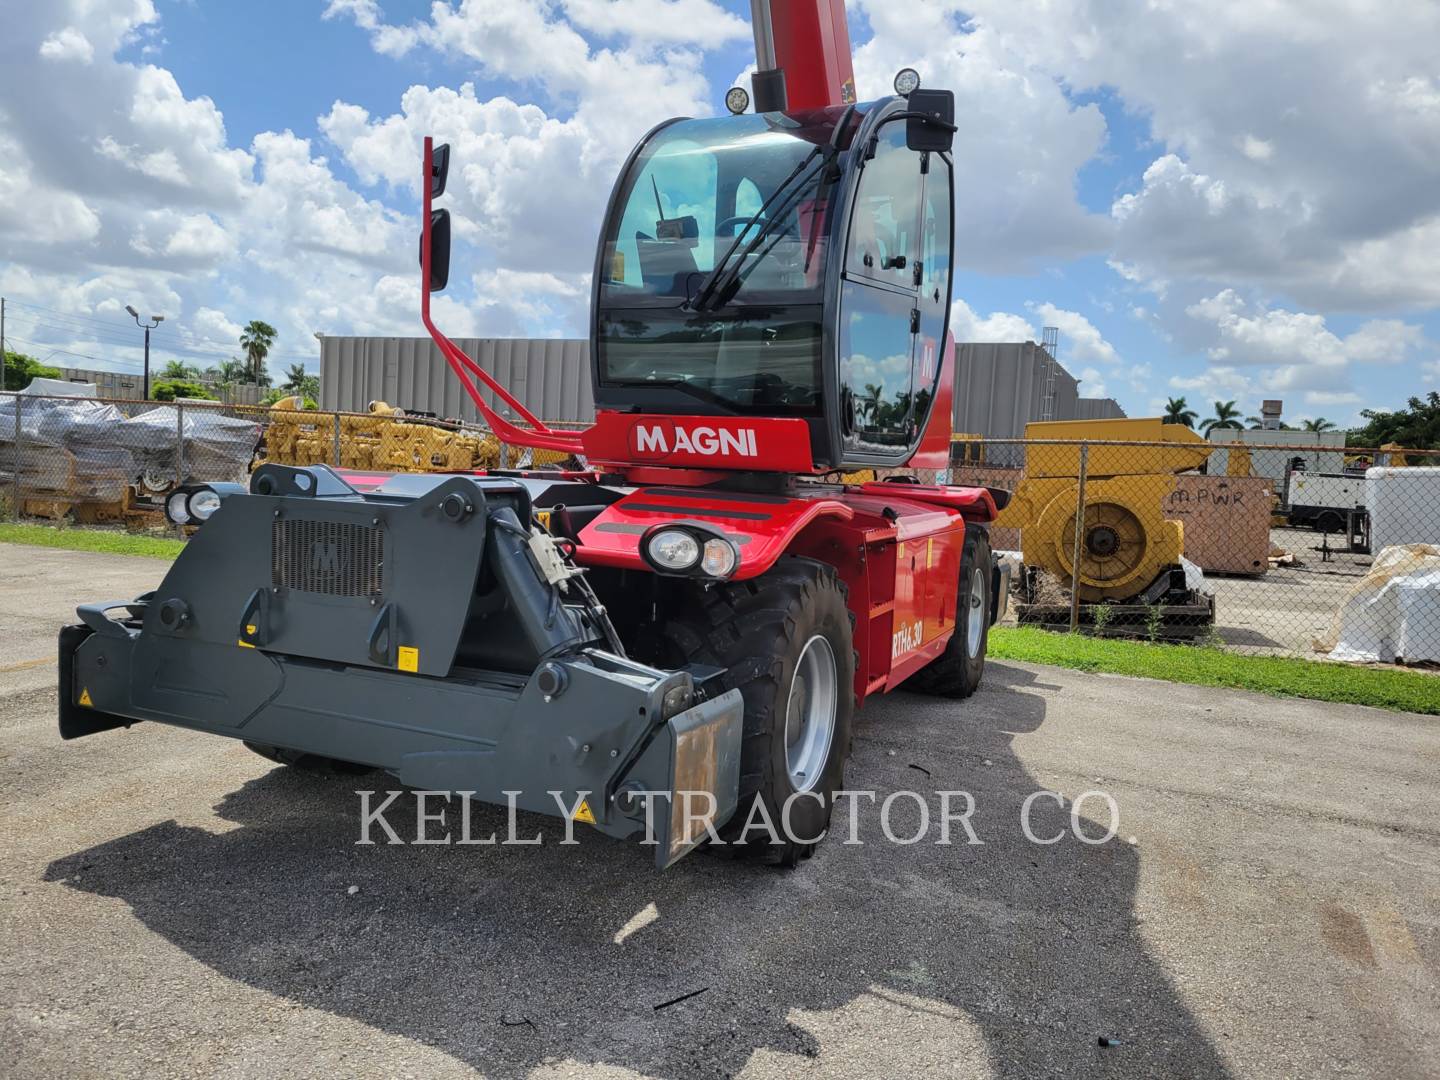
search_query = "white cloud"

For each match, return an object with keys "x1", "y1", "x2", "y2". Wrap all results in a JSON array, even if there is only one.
[
  {"x1": 1030, "y1": 303, "x2": 1121, "y2": 367},
  {"x1": 949, "y1": 298, "x2": 1035, "y2": 342},
  {"x1": 848, "y1": 0, "x2": 1111, "y2": 272},
  {"x1": 962, "y1": 0, "x2": 1440, "y2": 308},
  {"x1": 39, "y1": 27, "x2": 94, "y2": 63},
  {"x1": 1185, "y1": 290, "x2": 1426, "y2": 368},
  {"x1": 561, "y1": 0, "x2": 749, "y2": 46}
]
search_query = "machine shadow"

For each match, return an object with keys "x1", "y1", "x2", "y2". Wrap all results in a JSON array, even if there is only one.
[{"x1": 45, "y1": 662, "x2": 1231, "y2": 1078}]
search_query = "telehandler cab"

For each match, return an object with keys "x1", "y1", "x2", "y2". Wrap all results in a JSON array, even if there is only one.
[{"x1": 59, "y1": 0, "x2": 1008, "y2": 867}]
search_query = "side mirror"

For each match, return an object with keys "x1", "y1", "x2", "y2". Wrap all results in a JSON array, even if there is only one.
[
  {"x1": 430, "y1": 142, "x2": 450, "y2": 198},
  {"x1": 905, "y1": 89, "x2": 955, "y2": 153},
  {"x1": 424, "y1": 209, "x2": 451, "y2": 292}
]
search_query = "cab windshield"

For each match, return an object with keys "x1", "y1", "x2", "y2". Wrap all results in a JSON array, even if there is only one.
[{"x1": 598, "y1": 108, "x2": 857, "y2": 413}]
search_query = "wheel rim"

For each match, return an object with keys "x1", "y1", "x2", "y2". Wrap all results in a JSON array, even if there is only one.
[
  {"x1": 966, "y1": 566, "x2": 986, "y2": 659},
  {"x1": 785, "y1": 634, "x2": 838, "y2": 793}
]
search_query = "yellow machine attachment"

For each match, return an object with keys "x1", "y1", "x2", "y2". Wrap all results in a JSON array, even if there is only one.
[
  {"x1": 995, "y1": 417, "x2": 1211, "y2": 602},
  {"x1": 260, "y1": 398, "x2": 518, "y2": 473}
]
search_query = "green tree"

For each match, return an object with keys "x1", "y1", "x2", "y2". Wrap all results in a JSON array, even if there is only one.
[
  {"x1": 1347, "y1": 392, "x2": 1440, "y2": 451},
  {"x1": 159, "y1": 359, "x2": 200, "y2": 381},
  {"x1": 151, "y1": 379, "x2": 216, "y2": 402},
  {"x1": 239, "y1": 320, "x2": 278, "y2": 384},
  {"x1": 1300, "y1": 417, "x2": 1337, "y2": 433},
  {"x1": 1200, "y1": 399, "x2": 1244, "y2": 434},
  {"x1": 2, "y1": 350, "x2": 62, "y2": 391},
  {"x1": 1162, "y1": 396, "x2": 1197, "y2": 427}
]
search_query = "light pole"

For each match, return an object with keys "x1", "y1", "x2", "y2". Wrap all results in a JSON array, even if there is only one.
[{"x1": 125, "y1": 306, "x2": 164, "y2": 399}]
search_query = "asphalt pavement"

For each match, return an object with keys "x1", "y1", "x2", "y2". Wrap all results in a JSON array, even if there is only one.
[{"x1": 2, "y1": 541, "x2": 1438, "y2": 1078}]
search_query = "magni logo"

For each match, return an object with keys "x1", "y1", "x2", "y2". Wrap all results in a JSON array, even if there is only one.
[
  {"x1": 630, "y1": 421, "x2": 758, "y2": 458},
  {"x1": 310, "y1": 539, "x2": 341, "y2": 577}
]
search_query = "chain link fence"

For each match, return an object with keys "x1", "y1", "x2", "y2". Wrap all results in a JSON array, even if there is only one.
[
  {"x1": 0, "y1": 392, "x2": 587, "y2": 529},
  {"x1": 920, "y1": 436, "x2": 1440, "y2": 666},
  {"x1": 4, "y1": 391, "x2": 1437, "y2": 665}
]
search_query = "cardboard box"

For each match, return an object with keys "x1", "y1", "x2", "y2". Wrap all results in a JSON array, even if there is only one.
[{"x1": 1164, "y1": 475, "x2": 1274, "y2": 575}]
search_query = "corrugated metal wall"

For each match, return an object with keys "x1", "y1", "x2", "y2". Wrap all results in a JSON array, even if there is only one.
[
  {"x1": 320, "y1": 337, "x2": 592, "y2": 422},
  {"x1": 952, "y1": 340, "x2": 1089, "y2": 432},
  {"x1": 1075, "y1": 396, "x2": 1127, "y2": 421},
  {"x1": 321, "y1": 336, "x2": 1131, "y2": 446}
]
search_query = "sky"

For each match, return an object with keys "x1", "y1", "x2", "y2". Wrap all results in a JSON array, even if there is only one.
[{"x1": 2, "y1": 0, "x2": 1437, "y2": 427}]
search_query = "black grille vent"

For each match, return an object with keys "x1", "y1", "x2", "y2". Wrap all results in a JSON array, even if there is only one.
[{"x1": 272, "y1": 519, "x2": 383, "y2": 596}]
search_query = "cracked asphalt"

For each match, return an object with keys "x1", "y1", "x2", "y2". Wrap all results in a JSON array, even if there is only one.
[{"x1": 2, "y1": 541, "x2": 1439, "y2": 1078}]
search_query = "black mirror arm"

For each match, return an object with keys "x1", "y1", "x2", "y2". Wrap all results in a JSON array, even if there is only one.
[{"x1": 889, "y1": 110, "x2": 958, "y2": 133}]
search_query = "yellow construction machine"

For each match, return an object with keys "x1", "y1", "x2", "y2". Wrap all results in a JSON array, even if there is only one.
[
  {"x1": 995, "y1": 417, "x2": 1216, "y2": 636},
  {"x1": 260, "y1": 397, "x2": 519, "y2": 473}
]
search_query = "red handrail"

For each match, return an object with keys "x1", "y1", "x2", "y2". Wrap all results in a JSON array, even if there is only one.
[{"x1": 419, "y1": 137, "x2": 586, "y2": 455}]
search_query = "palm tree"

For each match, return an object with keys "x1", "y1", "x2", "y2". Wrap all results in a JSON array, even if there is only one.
[
  {"x1": 239, "y1": 320, "x2": 278, "y2": 384},
  {"x1": 1163, "y1": 396, "x2": 1198, "y2": 427},
  {"x1": 1200, "y1": 399, "x2": 1243, "y2": 435},
  {"x1": 160, "y1": 360, "x2": 199, "y2": 380},
  {"x1": 282, "y1": 363, "x2": 310, "y2": 392},
  {"x1": 1301, "y1": 417, "x2": 1337, "y2": 433},
  {"x1": 212, "y1": 358, "x2": 246, "y2": 384},
  {"x1": 1245, "y1": 415, "x2": 1264, "y2": 429},
  {"x1": 861, "y1": 383, "x2": 885, "y2": 422}
]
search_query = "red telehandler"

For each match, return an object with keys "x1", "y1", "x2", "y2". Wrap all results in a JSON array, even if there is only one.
[{"x1": 59, "y1": 0, "x2": 1008, "y2": 867}]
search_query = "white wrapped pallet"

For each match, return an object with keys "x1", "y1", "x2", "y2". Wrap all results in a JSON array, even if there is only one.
[{"x1": 1366, "y1": 466, "x2": 1440, "y2": 552}]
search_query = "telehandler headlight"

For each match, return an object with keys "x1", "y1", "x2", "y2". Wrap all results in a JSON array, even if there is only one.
[
  {"x1": 187, "y1": 488, "x2": 223, "y2": 521},
  {"x1": 165, "y1": 491, "x2": 191, "y2": 525},
  {"x1": 164, "y1": 482, "x2": 247, "y2": 527},
  {"x1": 641, "y1": 524, "x2": 740, "y2": 580},
  {"x1": 647, "y1": 528, "x2": 701, "y2": 571}
]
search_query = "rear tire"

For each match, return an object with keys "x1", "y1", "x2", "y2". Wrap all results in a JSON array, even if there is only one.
[
  {"x1": 662, "y1": 557, "x2": 856, "y2": 863},
  {"x1": 907, "y1": 527, "x2": 991, "y2": 699},
  {"x1": 1315, "y1": 511, "x2": 1343, "y2": 534}
]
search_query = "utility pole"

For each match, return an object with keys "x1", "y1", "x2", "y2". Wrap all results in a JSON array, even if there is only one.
[
  {"x1": 126, "y1": 305, "x2": 164, "y2": 399},
  {"x1": 1, "y1": 296, "x2": 7, "y2": 392}
]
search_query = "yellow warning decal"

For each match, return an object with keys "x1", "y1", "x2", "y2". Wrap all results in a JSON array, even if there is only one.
[
  {"x1": 927, "y1": 537, "x2": 934, "y2": 568},
  {"x1": 78, "y1": 687, "x2": 93, "y2": 707},
  {"x1": 237, "y1": 639, "x2": 255, "y2": 649},
  {"x1": 397, "y1": 645, "x2": 419, "y2": 673},
  {"x1": 573, "y1": 798, "x2": 597, "y2": 825},
  {"x1": 245, "y1": 624, "x2": 257, "y2": 635},
  {"x1": 535, "y1": 509, "x2": 552, "y2": 530}
]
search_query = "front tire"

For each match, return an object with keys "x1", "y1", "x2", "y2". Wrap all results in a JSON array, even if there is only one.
[
  {"x1": 662, "y1": 557, "x2": 856, "y2": 864},
  {"x1": 907, "y1": 527, "x2": 992, "y2": 699}
]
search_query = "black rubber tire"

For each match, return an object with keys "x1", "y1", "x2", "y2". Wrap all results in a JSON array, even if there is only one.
[
  {"x1": 906, "y1": 527, "x2": 991, "y2": 699},
  {"x1": 242, "y1": 741, "x2": 372, "y2": 775},
  {"x1": 663, "y1": 557, "x2": 856, "y2": 863},
  {"x1": 1315, "y1": 511, "x2": 1343, "y2": 534}
]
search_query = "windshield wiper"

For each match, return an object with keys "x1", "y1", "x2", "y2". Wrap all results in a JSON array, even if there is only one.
[
  {"x1": 689, "y1": 146, "x2": 825, "y2": 311},
  {"x1": 690, "y1": 106, "x2": 856, "y2": 313}
]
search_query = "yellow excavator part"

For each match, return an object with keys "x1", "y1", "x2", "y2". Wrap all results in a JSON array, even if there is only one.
[
  {"x1": 995, "y1": 417, "x2": 1208, "y2": 602},
  {"x1": 1016, "y1": 417, "x2": 1212, "y2": 478},
  {"x1": 261, "y1": 398, "x2": 518, "y2": 473}
]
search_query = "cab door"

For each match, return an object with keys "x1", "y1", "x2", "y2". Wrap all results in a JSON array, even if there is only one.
[
  {"x1": 912, "y1": 152, "x2": 953, "y2": 433},
  {"x1": 838, "y1": 122, "x2": 924, "y2": 458}
]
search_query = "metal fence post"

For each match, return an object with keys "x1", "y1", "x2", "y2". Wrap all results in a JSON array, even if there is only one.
[
  {"x1": 1069, "y1": 441, "x2": 1089, "y2": 632},
  {"x1": 176, "y1": 400, "x2": 186, "y2": 486},
  {"x1": 333, "y1": 411, "x2": 342, "y2": 467},
  {"x1": 11, "y1": 393, "x2": 21, "y2": 522}
]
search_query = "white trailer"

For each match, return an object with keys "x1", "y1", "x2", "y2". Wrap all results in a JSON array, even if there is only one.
[{"x1": 1285, "y1": 471, "x2": 1366, "y2": 532}]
